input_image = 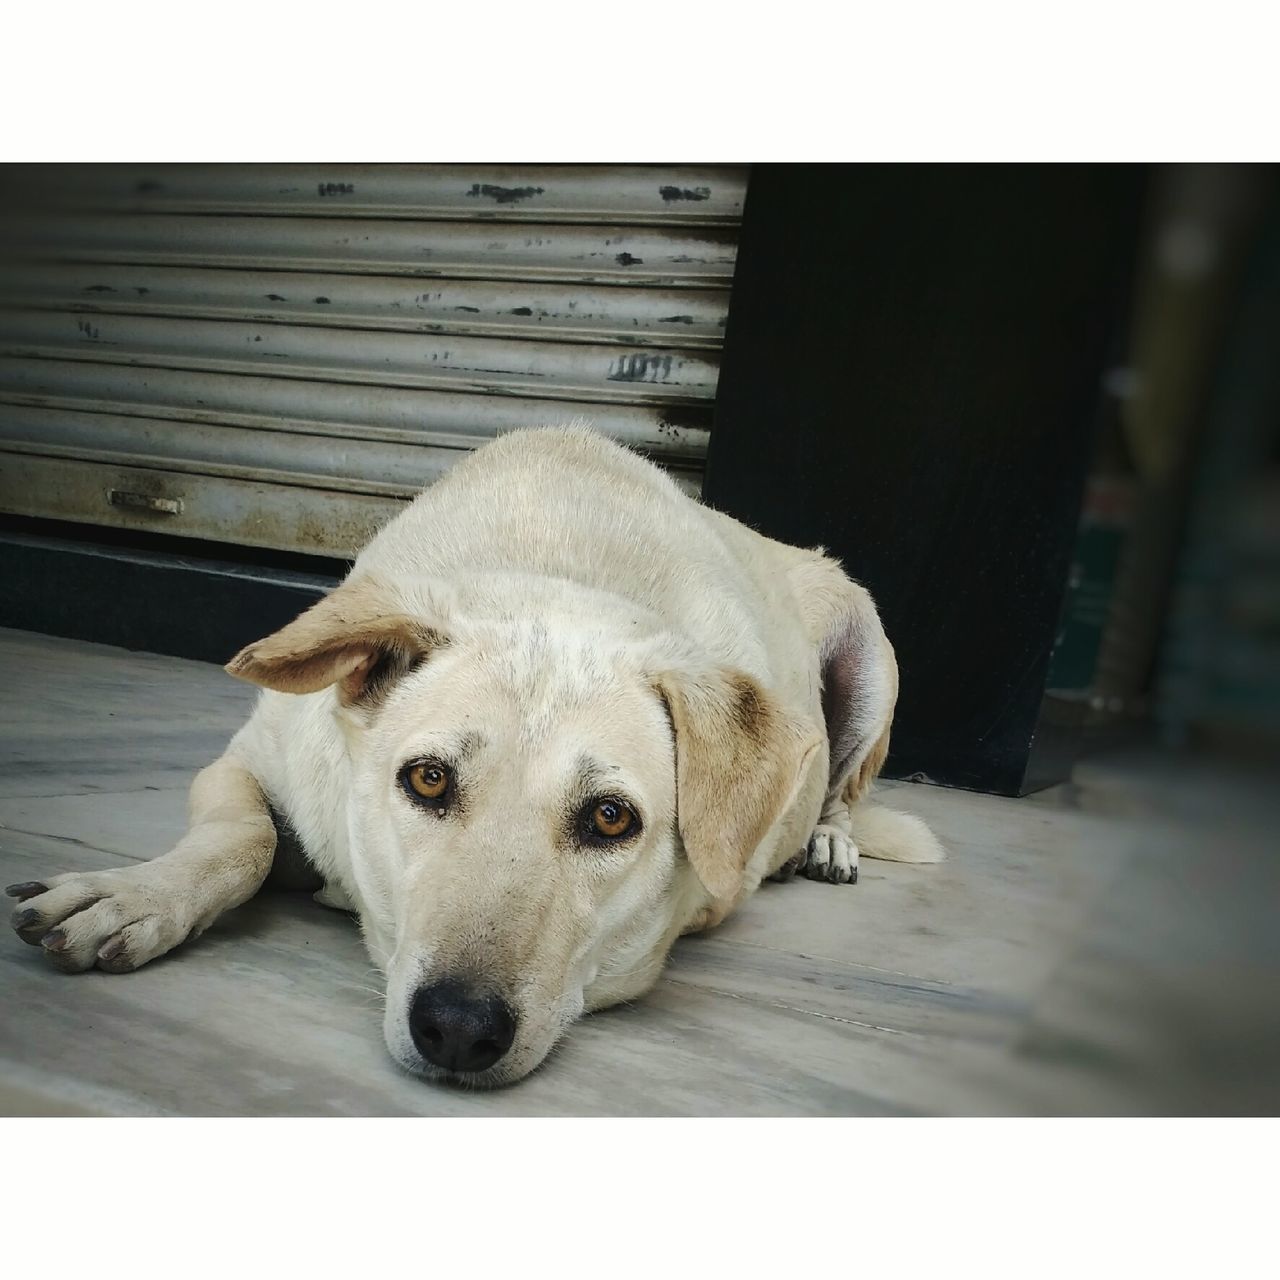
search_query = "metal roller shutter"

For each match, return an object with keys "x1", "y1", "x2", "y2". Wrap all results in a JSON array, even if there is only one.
[{"x1": 0, "y1": 164, "x2": 747, "y2": 557}]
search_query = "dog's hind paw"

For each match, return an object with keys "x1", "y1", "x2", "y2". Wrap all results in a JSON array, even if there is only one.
[
  {"x1": 800, "y1": 824, "x2": 859, "y2": 885},
  {"x1": 313, "y1": 880, "x2": 356, "y2": 912},
  {"x1": 767, "y1": 850, "x2": 806, "y2": 882}
]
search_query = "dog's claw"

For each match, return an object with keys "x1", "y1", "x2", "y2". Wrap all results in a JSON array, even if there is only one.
[
  {"x1": 767, "y1": 850, "x2": 806, "y2": 883},
  {"x1": 12, "y1": 904, "x2": 49, "y2": 945},
  {"x1": 5, "y1": 882, "x2": 48, "y2": 900},
  {"x1": 97, "y1": 936, "x2": 126, "y2": 962},
  {"x1": 96, "y1": 936, "x2": 135, "y2": 973}
]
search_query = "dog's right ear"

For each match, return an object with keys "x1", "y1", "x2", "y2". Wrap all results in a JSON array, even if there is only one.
[{"x1": 225, "y1": 576, "x2": 448, "y2": 705}]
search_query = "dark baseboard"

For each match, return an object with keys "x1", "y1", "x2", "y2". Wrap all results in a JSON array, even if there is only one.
[{"x1": 0, "y1": 524, "x2": 337, "y2": 666}]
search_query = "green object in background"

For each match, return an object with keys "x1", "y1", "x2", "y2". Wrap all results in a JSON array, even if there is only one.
[{"x1": 1046, "y1": 479, "x2": 1132, "y2": 696}]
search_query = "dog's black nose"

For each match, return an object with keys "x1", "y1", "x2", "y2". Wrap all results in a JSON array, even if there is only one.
[{"x1": 408, "y1": 980, "x2": 517, "y2": 1074}]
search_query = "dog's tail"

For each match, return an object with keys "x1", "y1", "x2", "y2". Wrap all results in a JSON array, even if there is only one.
[{"x1": 848, "y1": 803, "x2": 947, "y2": 863}]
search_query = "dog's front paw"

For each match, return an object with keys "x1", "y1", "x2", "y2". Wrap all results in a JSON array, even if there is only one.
[
  {"x1": 6, "y1": 867, "x2": 198, "y2": 974},
  {"x1": 800, "y1": 823, "x2": 859, "y2": 885}
]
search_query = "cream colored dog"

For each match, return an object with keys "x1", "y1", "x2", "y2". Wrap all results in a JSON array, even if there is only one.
[{"x1": 7, "y1": 426, "x2": 943, "y2": 1086}]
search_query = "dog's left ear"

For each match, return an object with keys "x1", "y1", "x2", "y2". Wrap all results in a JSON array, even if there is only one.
[
  {"x1": 226, "y1": 575, "x2": 448, "y2": 706},
  {"x1": 655, "y1": 667, "x2": 820, "y2": 902}
]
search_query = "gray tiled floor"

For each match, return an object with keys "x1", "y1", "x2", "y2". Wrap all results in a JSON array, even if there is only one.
[{"x1": 1, "y1": 627, "x2": 1275, "y2": 1115}]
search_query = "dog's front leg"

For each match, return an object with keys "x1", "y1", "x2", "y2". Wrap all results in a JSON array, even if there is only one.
[{"x1": 6, "y1": 751, "x2": 277, "y2": 973}]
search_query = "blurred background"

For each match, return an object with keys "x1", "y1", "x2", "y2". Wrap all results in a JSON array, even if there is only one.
[{"x1": 1049, "y1": 164, "x2": 1278, "y2": 762}]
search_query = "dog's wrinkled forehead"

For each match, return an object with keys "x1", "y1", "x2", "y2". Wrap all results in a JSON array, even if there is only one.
[
  {"x1": 381, "y1": 619, "x2": 669, "y2": 756},
  {"x1": 494, "y1": 623, "x2": 637, "y2": 744}
]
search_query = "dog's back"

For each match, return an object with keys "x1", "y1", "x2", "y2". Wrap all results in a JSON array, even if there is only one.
[{"x1": 351, "y1": 425, "x2": 814, "y2": 691}]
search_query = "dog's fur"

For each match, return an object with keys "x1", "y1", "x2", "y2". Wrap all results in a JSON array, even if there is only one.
[{"x1": 7, "y1": 427, "x2": 943, "y2": 1085}]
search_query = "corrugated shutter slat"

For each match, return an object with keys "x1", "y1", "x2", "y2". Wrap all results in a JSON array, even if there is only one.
[{"x1": 0, "y1": 164, "x2": 746, "y2": 557}]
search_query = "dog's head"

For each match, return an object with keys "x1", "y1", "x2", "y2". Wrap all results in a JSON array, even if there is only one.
[{"x1": 228, "y1": 574, "x2": 819, "y2": 1086}]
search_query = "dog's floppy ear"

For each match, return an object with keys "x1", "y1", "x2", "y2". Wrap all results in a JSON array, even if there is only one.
[
  {"x1": 791, "y1": 557, "x2": 898, "y2": 804},
  {"x1": 226, "y1": 576, "x2": 447, "y2": 705},
  {"x1": 655, "y1": 667, "x2": 819, "y2": 902}
]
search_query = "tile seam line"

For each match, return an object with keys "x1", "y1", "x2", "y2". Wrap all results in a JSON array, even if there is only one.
[{"x1": 661, "y1": 977, "x2": 924, "y2": 1039}]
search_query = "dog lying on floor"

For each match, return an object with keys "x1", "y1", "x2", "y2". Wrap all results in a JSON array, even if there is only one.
[{"x1": 6, "y1": 426, "x2": 944, "y2": 1086}]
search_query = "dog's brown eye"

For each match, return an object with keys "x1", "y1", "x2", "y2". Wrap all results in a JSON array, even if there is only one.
[
  {"x1": 590, "y1": 799, "x2": 634, "y2": 839},
  {"x1": 403, "y1": 761, "x2": 451, "y2": 803}
]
